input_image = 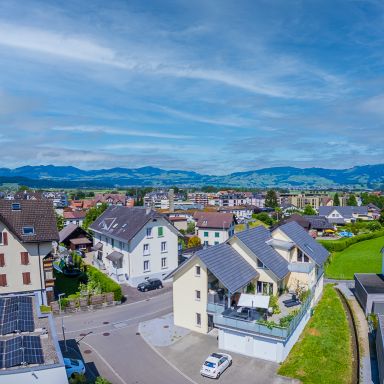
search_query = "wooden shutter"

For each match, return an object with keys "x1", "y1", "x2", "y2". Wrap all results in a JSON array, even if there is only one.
[
  {"x1": 22, "y1": 272, "x2": 31, "y2": 285},
  {"x1": 2, "y1": 233, "x2": 7, "y2": 246},
  {"x1": 0, "y1": 254, "x2": 4, "y2": 267},
  {"x1": 0, "y1": 274, "x2": 6, "y2": 287},
  {"x1": 20, "y1": 252, "x2": 29, "y2": 265}
]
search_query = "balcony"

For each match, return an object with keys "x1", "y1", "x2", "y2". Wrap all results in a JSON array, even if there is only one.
[{"x1": 288, "y1": 262, "x2": 315, "y2": 273}]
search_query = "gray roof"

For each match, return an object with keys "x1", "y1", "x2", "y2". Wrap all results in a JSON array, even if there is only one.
[
  {"x1": 236, "y1": 226, "x2": 289, "y2": 279},
  {"x1": 196, "y1": 243, "x2": 259, "y2": 293},
  {"x1": 90, "y1": 206, "x2": 176, "y2": 242},
  {"x1": 302, "y1": 215, "x2": 334, "y2": 230},
  {"x1": 106, "y1": 250, "x2": 123, "y2": 261},
  {"x1": 277, "y1": 221, "x2": 329, "y2": 265},
  {"x1": 58, "y1": 223, "x2": 87, "y2": 243},
  {"x1": 318, "y1": 206, "x2": 368, "y2": 218}
]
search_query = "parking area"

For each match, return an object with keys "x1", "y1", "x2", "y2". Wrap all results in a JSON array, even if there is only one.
[
  {"x1": 121, "y1": 282, "x2": 172, "y2": 303},
  {"x1": 155, "y1": 332, "x2": 299, "y2": 384}
]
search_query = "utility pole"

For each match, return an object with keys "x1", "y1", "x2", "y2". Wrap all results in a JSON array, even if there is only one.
[{"x1": 58, "y1": 293, "x2": 67, "y2": 352}]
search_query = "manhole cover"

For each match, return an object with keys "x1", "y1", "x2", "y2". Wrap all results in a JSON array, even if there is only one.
[
  {"x1": 83, "y1": 350, "x2": 92, "y2": 354},
  {"x1": 163, "y1": 325, "x2": 169, "y2": 329},
  {"x1": 79, "y1": 333, "x2": 86, "y2": 337},
  {"x1": 145, "y1": 299, "x2": 150, "y2": 301},
  {"x1": 103, "y1": 321, "x2": 109, "y2": 325},
  {"x1": 103, "y1": 332, "x2": 110, "y2": 336},
  {"x1": 136, "y1": 332, "x2": 140, "y2": 336}
]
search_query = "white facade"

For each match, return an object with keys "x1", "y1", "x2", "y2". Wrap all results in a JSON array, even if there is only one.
[
  {"x1": 196, "y1": 226, "x2": 235, "y2": 247},
  {"x1": 93, "y1": 217, "x2": 179, "y2": 286}
]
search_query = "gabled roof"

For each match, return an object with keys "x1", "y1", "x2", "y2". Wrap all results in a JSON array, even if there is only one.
[
  {"x1": 277, "y1": 221, "x2": 329, "y2": 265},
  {"x1": 59, "y1": 223, "x2": 79, "y2": 242},
  {"x1": 0, "y1": 200, "x2": 59, "y2": 243},
  {"x1": 318, "y1": 206, "x2": 368, "y2": 218},
  {"x1": 303, "y1": 215, "x2": 334, "y2": 230},
  {"x1": 235, "y1": 226, "x2": 289, "y2": 279},
  {"x1": 63, "y1": 210, "x2": 86, "y2": 219},
  {"x1": 193, "y1": 211, "x2": 235, "y2": 229},
  {"x1": 196, "y1": 243, "x2": 259, "y2": 293},
  {"x1": 90, "y1": 206, "x2": 179, "y2": 242}
]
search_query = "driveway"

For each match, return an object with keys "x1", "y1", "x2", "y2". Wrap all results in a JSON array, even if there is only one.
[
  {"x1": 156, "y1": 332, "x2": 299, "y2": 384},
  {"x1": 121, "y1": 282, "x2": 172, "y2": 304}
]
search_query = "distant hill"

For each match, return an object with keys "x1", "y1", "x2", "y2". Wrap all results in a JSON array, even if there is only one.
[{"x1": 0, "y1": 164, "x2": 383, "y2": 189}]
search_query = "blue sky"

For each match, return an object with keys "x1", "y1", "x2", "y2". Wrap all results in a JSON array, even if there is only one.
[{"x1": 0, "y1": 0, "x2": 384, "y2": 174}]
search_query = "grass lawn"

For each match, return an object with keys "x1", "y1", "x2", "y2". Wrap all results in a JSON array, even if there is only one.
[
  {"x1": 278, "y1": 284, "x2": 352, "y2": 384},
  {"x1": 53, "y1": 271, "x2": 83, "y2": 297},
  {"x1": 235, "y1": 219, "x2": 268, "y2": 233},
  {"x1": 325, "y1": 236, "x2": 384, "y2": 279}
]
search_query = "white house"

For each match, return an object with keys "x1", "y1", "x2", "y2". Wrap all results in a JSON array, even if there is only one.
[
  {"x1": 90, "y1": 206, "x2": 181, "y2": 286},
  {"x1": 193, "y1": 212, "x2": 236, "y2": 246}
]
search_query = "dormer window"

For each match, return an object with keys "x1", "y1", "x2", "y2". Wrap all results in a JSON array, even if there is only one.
[
  {"x1": 22, "y1": 226, "x2": 35, "y2": 235},
  {"x1": 11, "y1": 203, "x2": 21, "y2": 211}
]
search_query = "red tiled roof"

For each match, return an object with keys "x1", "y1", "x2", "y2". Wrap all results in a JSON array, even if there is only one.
[{"x1": 193, "y1": 211, "x2": 235, "y2": 229}]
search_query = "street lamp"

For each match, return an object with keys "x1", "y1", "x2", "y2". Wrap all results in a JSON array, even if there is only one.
[{"x1": 58, "y1": 293, "x2": 67, "y2": 352}]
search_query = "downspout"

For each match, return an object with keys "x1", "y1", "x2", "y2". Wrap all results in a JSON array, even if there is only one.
[{"x1": 37, "y1": 243, "x2": 44, "y2": 304}]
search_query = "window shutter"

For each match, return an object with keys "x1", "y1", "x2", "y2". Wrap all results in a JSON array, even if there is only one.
[
  {"x1": 0, "y1": 274, "x2": 6, "y2": 287},
  {"x1": 22, "y1": 272, "x2": 31, "y2": 285},
  {"x1": 21, "y1": 252, "x2": 29, "y2": 265},
  {"x1": 2, "y1": 233, "x2": 7, "y2": 246},
  {"x1": 0, "y1": 254, "x2": 4, "y2": 267}
]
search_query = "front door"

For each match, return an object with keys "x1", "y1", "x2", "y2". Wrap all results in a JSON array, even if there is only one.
[{"x1": 208, "y1": 314, "x2": 214, "y2": 332}]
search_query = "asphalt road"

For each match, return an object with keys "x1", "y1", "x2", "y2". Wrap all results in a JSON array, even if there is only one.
[{"x1": 55, "y1": 291, "x2": 193, "y2": 384}]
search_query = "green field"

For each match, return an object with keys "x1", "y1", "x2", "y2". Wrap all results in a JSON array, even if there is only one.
[
  {"x1": 278, "y1": 284, "x2": 352, "y2": 384},
  {"x1": 325, "y1": 236, "x2": 384, "y2": 279}
]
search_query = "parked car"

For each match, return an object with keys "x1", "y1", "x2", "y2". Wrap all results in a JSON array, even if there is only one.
[
  {"x1": 64, "y1": 358, "x2": 86, "y2": 378},
  {"x1": 137, "y1": 278, "x2": 163, "y2": 292},
  {"x1": 200, "y1": 352, "x2": 232, "y2": 379}
]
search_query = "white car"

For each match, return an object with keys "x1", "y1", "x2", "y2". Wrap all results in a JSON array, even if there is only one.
[
  {"x1": 200, "y1": 352, "x2": 232, "y2": 379},
  {"x1": 64, "y1": 358, "x2": 86, "y2": 378}
]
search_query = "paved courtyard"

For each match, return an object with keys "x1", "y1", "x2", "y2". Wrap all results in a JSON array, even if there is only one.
[{"x1": 121, "y1": 282, "x2": 172, "y2": 303}]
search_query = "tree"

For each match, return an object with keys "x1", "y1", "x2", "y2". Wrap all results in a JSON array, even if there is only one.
[
  {"x1": 186, "y1": 221, "x2": 196, "y2": 234},
  {"x1": 303, "y1": 204, "x2": 317, "y2": 215},
  {"x1": 17, "y1": 185, "x2": 29, "y2": 192},
  {"x1": 265, "y1": 190, "x2": 278, "y2": 209},
  {"x1": 367, "y1": 221, "x2": 382, "y2": 232},
  {"x1": 254, "y1": 212, "x2": 274, "y2": 226},
  {"x1": 346, "y1": 194, "x2": 358, "y2": 206},
  {"x1": 333, "y1": 193, "x2": 340, "y2": 206},
  {"x1": 55, "y1": 212, "x2": 64, "y2": 231},
  {"x1": 187, "y1": 236, "x2": 201, "y2": 248},
  {"x1": 379, "y1": 210, "x2": 384, "y2": 225},
  {"x1": 82, "y1": 203, "x2": 108, "y2": 230}
]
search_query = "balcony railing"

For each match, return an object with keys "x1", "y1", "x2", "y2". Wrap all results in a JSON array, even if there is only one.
[
  {"x1": 212, "y1": 285, "x2": 316, "y2": 341},
  {"x1": 288, "y1": 262, "x2": 315, "y2": 273}
]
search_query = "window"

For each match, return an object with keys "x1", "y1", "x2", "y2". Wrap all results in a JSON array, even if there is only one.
[
  {"x1": 11, "y1": 203, "x2": 21, "y2": 211},
  {"x1": 113, "y1": 258, "x2": 123, "y2": 269},
  {"x1": 111, "y1": 238, "x2": 114, "y2": 248},
  {"x1": 195, "y1": 290, "x2": 201, "y2": 301},
  {"x1": 20, "y1": 252, "x2": 29, "y2": 265},
  {"x1": 204, "y1": 231, "x2": 209, "y2": 237},
  {"x1": 215, "y1": 232, "x2": 220, "y2": 238},
  {"x1": 143, "y1": 260, "x2": 150, "y2": 272},
  {"x1": 257, "y1": 259, "x2": 265, "y2": 268},
  {"x1": 0, "y1": 274, "x2": 6, "y2": 287},
  {"x1": 196, "y1": 313, "x2": 201, "y2": 326},
  {"x1": 146, "y1": 227, "x2": 152, "y2": 237},
  {"x1": 0, "y1": 233, "x2": 2, "y2": 245},
  {"x1": 119, "y1": 241, "x2": 123, "y2": 250},
  {"x1": 0, "y1": 254, "x2": 4, "y2": 267},
  {"x1": 204, "y1": 241, "x2": 209, "y2": 246},
  {"x1": 195, "y1": 265, "x2": 201, "y2": 276},
  {"x1": 161, "y1": 241, "x2": 167, "y2": 253},
  {"x1": 22, "y1": 227, "x2": 35, "y2": 235},
  {"x1": 161, "y1": 257, "x2": 167, "y2": 269},
  {"x1": 143, "y1": 243, "x2": 150, "y2": 256},
  {"x1": 22, "y1": 272, "x2": 31, "y2": 285},
  {"x1": 214, "y1": 241, "x2": 219, "y2": 245},
  {"x1": 158, "y1": 227, "x2": 164, "y2": 237}
]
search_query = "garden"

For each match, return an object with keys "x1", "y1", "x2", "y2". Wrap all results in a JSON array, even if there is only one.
[{"x1": 278, "y1": 284, "x2": 352, "y2": 384}]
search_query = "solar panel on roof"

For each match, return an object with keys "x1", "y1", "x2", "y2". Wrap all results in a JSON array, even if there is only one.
[
  {"x1": 0, "y1": 296, "x2": 34, "y2": 335},
  {"x1": 4, "y1": 337, "x2": 23, "y2": 368},
  {"x1": 23, "y1": 336, "x2": 44, "y2": 365}
]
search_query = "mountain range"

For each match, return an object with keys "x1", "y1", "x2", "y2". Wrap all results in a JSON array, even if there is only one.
[{"x1": 0, "y1": 164, "x2": 384, "y2": 189}]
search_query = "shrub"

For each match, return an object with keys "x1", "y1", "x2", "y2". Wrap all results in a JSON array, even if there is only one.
[
  {"x1": 269, "y1": 295, "x2": 281, "y2": 314},
  {"x1": 86, "y1": 265, "x2": 123, "y2": 301},
  {"x1": 95, "y1": 378, "x2": 112, "y2": 384},
  {"x1": 246, "y1": 282, "x2": 255, "y2": 294},
  {"x1": 318, "y1": 230, "x2": 384, "y2": 252},
  {"x1": 40, "y1": 305, "x2": 51, "y2": 313},
  {"x1": 279, "y1": 309, "x2": 300, "y2": 327}
]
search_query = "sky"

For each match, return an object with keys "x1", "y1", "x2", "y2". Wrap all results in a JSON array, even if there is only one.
[{"x1": 1, "y1": 0, "x2": 384, "y2": 175}]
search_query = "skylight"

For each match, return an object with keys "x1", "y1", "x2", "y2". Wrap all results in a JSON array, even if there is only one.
[
  {"x1": 22, "y1": 226, "x2": 35, "y2": 235},
  {"x1": 11, "y1": 203, "x2": 21, "y2": 211}
]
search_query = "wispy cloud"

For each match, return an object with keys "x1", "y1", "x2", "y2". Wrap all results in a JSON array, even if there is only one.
[{"x1": 52, "y1": 125, "x2": 193, "y2": 139}]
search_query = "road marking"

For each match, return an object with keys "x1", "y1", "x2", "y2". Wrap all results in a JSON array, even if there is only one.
[
  {"x1": 139, "y1": 332, "x2": 199, "y2": 384},
  {"x1": 80, "y1": 339, "x2": 127, "y2": 384},
  {"x1": 64, "y1": 306, "x2": 173, "y2": 334}
]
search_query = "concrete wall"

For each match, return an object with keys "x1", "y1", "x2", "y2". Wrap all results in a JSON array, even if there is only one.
[
  {"x1": 173, "y1": 257, "x2": 208, "y2": 334},
  {"x1": 0, "y1": 365, "x2": 68, "y2": 384},
  {"x1": 0, "y1": 222, "x2": 52, "y2": 298},
  {"x1": 354, "y1": 276, "x2": 368, "y2": 315},
  {"x1": 377, "y1": 316, "x2": 384, "y2": 384}
]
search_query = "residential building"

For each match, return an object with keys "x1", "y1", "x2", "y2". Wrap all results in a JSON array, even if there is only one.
[
  {"x1": 192, "y1": 192, "x2": 209, "y2": 206},
  {"x1": 90, "y1": 206, "x2": 181, "y2": 286},
  {"x1": 281, "y1": 214, "x2": 334, "y2": 237},
  {"x1": 218, "y1": 206, "x2": 254, "y2": 221},
  {"x1": 0, "y1": 293, "x2": 67, "y2": 384},
  {"x1": 58, "y1": 224, "x2": 92, "y2": 252},
  {"x1": 318, "y1": 206, "x2": 372, "y2": 224},
  {"x1": 0, "y1": 200, "x2": 58, "y2": 304},
  {"x1": 167, "y1": 221, "x2": 328, "y2": 362},
  {"x1": 94, "y1": 193, "x2": 128, "y2": 206},
  {"x1": 168, "y1": 216, "x2": 188, "y2": 232},
  {"x1": 63, "y1": 210, "x2": 86, "y2": 227},
  {"x1": 193, "y1": 212, "x2": 236, "y2": 246}
]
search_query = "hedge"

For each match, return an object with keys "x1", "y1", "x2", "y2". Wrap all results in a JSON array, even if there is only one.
[
  {"x1": 86, "y1": 265, "x2": 123, "y2": 301},
  {"x1": 318, "y1": 230, "x2": 384, "y2": 252}
]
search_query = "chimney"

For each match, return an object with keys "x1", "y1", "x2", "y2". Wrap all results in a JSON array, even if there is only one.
[{"x1": 168, "y1": 188, "x2": 174, "y2": 213}]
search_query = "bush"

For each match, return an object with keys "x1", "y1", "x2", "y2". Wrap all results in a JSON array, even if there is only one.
[
  {"x1": 95, "y1": 378, "x2": 112, "y2": 384},
  {"x1": 279, "y1": 309, "x2": 300, "y2": 327},
  {"x1": 86, "y1": 265, "x2": 123, "y2": 301},
  {"x1": 269, "y1": 295, "x2": 281, "y2": 314},
  {"x1": 246, "y1": 282, "x2": 255, "y2": 294},
  {"x1": 318, "y1": 230, "x2": 384, "y2": 252}
]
